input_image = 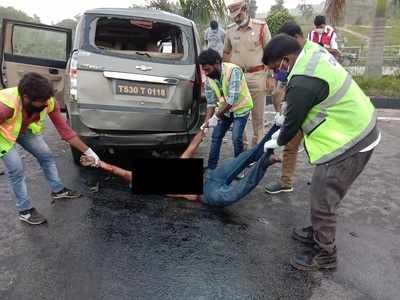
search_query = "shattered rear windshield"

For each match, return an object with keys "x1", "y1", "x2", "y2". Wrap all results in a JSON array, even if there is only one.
[{"x1": 91, "y1": 16, "x2": 190, "y2": 63}]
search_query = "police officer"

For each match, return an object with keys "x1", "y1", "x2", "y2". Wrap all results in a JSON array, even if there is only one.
[
  {"x1": 263, "y1": 34, "x2": 380, "y2": 271},
  {"x1": 224, "y1": 0, "x2": 273, "y2": 148}
]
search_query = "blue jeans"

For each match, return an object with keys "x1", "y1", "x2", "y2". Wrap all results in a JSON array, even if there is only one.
[
  {"x1": 1, "y1": 132, "x2": 64, "y2": 212},
  {"x1": 208, "y1": 113, "x2": 249, "y2": 169},
  {"x1": 203, "y1": 125, "x2": 280, "y2": 206}
]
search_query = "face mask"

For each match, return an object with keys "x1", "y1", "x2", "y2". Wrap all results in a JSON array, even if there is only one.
[
  {"x1": 26, "y1": 104, "x2": 46, "y2": 115},
  {"x1": 274, "y1": 70, "x2": 289, "y2": 82},
  {"x1": 208, "y1": 69, "x2": 221, "y2": 80},
  {"x1": 274, "y1": 58, "x2": 290, "y2": 82},
  {"x1": 316, "y1": 28, "x2": 324, "y2": 35}
]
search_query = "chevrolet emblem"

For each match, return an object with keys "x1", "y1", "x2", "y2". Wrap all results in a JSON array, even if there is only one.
[{"x1": 136, "y1": 65, "x2": 152, "y2": 71}]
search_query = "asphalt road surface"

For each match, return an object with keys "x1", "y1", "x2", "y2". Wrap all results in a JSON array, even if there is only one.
[{"x1": 1, "y1": 108, "x2": 399, "y2": 300}]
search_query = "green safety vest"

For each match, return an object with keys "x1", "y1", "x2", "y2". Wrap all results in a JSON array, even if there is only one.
[
  {"x1": 207, "y1": 63, "x2": 253, "y2": 116},
  {"x1": 288, "y1": 41, "x2": 377, "y2": 164},
  {"x1": 0, "y1": 87, "x2": 55, "y2": 158}
]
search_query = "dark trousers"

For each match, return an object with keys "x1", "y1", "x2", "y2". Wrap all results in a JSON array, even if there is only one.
[
  {"x1": 207, "y1": 113, "x2": 249, "y2": 169},
  {"x1": 311, "y1": 150, "x2": 374, "y2": 252},
  {"x1": 203, "y1": 125, "x2": 279, "y2": 206}
]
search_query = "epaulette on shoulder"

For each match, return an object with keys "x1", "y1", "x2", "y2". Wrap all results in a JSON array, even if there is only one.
[{"x1": 252, "y1": 19, "x2": 266, "y2": 25}]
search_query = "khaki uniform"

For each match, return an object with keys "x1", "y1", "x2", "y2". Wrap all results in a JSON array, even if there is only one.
[
  {"x1": 272, "y1": 82, "x2": 303, "y2": 188},
  {"x1": 224, "y1": 19, "x2": 272, "y2": 147}
]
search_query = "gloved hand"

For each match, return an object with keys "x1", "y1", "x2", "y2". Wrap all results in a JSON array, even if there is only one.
[
  {"x1": 264, "y1": 139, "x2": 279, "y2": 151},
  {"x1": 274, "y1": 112, "x2": 285, "y2": 127},
  {"x1": 207, "y1": 114, "x2": 219, "y2": 128},
  {"x1": 84, "y1": 148, "x2": 100, "y2": 167},
  {"x1": 200, "y1": 123, "x2": 209, "y2": 134}
]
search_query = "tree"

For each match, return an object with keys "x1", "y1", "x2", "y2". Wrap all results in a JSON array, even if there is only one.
[
  {"x1": 270, "y1": 0, "x2": 285, "y2": 13},
  {"x1": 366, "y1": 0, "x2": 388, "y2": 76},
  {"x1": 390, "y1": 0, "x2": 400, "y2": 16},
  {"x1": 147, "y1": 0, "x2": 177, "y2": 13},
  {"x1": 55, "y1": 19, "x2": 77, "y2": 30},
  {"x1": 0, "y1": 6, "x2": 40, "y2": 29},
  {"x1": 326, "y1": 0, "x2": 388, "y2": 77},
  {"x1": 298, "y1": 4, "x2": 314, "y2": 21},
  {"x1": 249, "y1": 0, "x2": 258, "y2": 18},
  {"x1": 178, "y1": 0, "x2": 226, "y2": 25},
  {"x1": 266, "y1": 9, "x2": 295, "y2": 36}
]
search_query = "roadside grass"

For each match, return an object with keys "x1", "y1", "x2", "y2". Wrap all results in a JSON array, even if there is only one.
[
  {"x1": 299, "y1": 18, "x2": 400, "y2": 47},
  {"x1": 354, "y1": 74, "x2": 400, "y2": 97},
  {"x1": 347, "y1": 19, "x2": 400, "y2": 46}
]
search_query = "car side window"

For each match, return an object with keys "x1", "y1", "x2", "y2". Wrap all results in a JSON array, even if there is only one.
[{"x1": 11, "y1": 25, "x2": 68, "y2": 61}]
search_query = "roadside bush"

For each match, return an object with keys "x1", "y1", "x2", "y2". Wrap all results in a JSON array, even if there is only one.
[
  {"x1": 354, "y1": 75, "x2": 400, "y2": 97},
  {"x1": 266, "y1": 9, "x2": 296, "y2": 36}
]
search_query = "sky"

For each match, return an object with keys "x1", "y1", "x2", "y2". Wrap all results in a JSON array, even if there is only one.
[{"x1": 1, "y1": 0, "x2": 325, "y2": 25}]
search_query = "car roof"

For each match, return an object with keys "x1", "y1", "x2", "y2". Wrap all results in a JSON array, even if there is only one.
[{"x1": 84, "y1": 8, "x2": 193, "y2": 27}]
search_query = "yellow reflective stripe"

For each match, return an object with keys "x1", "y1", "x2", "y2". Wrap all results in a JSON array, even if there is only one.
[
  {"x1": 302, "y1": 73, "x2": 353, "y2": 134},
  {"x1": 312, "y1": 110, "x2": 377, "y2": 164},
  {"x1": 302, "y1": 111, "x2": 326, "y2": 134},
  {"x1": 304, "y1": 49, "x2": 324, "y2": 75}
]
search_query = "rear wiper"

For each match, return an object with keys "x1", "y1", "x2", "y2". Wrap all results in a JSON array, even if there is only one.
[{"x1": 136, "y1": 51, "x2": 151, "y2": 58}]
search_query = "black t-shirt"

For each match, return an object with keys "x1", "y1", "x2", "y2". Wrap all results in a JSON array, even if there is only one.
[{"x1": 277, "y1": 75, "x2": 329, "y2": 146}]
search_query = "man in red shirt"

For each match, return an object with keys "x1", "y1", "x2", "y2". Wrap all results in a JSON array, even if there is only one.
[{"x1": 0, "y1": 73, "x2": 100, "y2": 225}]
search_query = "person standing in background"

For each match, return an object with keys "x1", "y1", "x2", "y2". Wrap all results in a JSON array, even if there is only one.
[
  {"x1": 308, "y1": 15, "x2": 341, "y2": 61},
  {"x1": 204, "y1": 20, "x2": 225, "y2": 57},
  {"x1": 224, "y1": 0, "x2": 274, "y2": 149}
]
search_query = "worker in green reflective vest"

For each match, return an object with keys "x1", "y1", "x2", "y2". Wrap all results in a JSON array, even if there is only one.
[
  {"x1": 262, "y1": 34, "x2": 380, "y2": 271},
  {"x1": 0, "y1": 73, "x2": 100, "y2": 225}
]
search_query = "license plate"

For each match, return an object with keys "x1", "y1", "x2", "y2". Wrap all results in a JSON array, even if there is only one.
[{"x1": 115, "y1": 80, "x2": 168, "y2": 98}]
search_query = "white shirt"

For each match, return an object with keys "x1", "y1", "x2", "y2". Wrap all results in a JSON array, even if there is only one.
[{"x1": 360, "y1": 132, "x2": 381, "y2": 152}]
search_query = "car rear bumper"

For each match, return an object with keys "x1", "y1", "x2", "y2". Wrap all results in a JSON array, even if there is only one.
[
  {"x1": 68, "y1": 112, "x2": 201, "y2": 149},
  {"x1": 80, "y1": 131, "x2": 197, "y2": 149}
]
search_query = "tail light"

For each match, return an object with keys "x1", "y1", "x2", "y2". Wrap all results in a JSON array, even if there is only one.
[{"x1": 69, "y1": 52, "x2": 78, "y2": 101}]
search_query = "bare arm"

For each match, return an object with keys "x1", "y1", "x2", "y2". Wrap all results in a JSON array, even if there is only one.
[
  {"x1": 68, "y1": 136, "x2": 90, "y2": 153},
  {"x1": 80, "y1": 156, "x2": 132, "y2": 183},
  {"x1": 272, "y1": 82, "x2": 286, "y2": 112}
]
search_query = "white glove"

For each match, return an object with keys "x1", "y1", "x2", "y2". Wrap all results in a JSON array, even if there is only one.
[
  {"x1": 84, "y1": 148, "x2": 100, "y2": 167},
  {"x1": 271, "y1": 129, "x2": 281, "y2": 140},
  {"x1": 264, "y1": 139, "x2": 279, "y2": 151},
  {"x1": 200, "y1": 123, "x2": 209, "y2": 134},
  {"x1": 208, "y1": 114, "x2": 219, "y2": 128},
  {"x1": 274, "y1": 112, "x2": 285, "y2": 127}
]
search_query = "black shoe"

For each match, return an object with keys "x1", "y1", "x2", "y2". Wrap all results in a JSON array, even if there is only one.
[
  {"x1": 290, "y1": 247, "x2": 337, "y2": 271},
  {"x1": 292, "y1": 226, "x2": 316, "y2": 245},
  {"x1": 19, "y1": 208, "x2": 47, "y2": 225},
  {"x1": 264, "y1": 182, "x2": 293, "y2": 194},
  {"x1": 51, "y1": 188, "x2": 81, "y2": 200}
]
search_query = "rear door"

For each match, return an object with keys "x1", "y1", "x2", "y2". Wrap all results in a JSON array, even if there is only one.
[
  {"x1": 0, "y1": 19, "x2": 71, "y2": 108},
  {"x1": 72, "y1": 14, "x2": 198, "y2": 133}
]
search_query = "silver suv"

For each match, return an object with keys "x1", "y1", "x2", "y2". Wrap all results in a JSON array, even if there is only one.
[{"x1": 1, "y1": 8, "x2": 205, "y2": 163}]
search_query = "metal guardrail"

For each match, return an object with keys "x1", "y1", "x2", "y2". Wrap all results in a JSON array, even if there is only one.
[{"x1": 340, "y1": 45, "x2": 400, "y2": 67}]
